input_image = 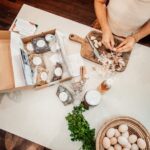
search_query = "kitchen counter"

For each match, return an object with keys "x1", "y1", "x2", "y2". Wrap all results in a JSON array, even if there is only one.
[{"x1": 0, "y1": 4, "x2": 149, "y2": 150}]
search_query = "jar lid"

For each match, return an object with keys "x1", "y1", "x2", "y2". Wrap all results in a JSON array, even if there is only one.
[
  {"x1": 45, "y1": 34, "x2": 55, "y2": 42},
  {"x1": 32, "y1": 57, "x2": 42, "y2": 65},
  {"x1": 59, "y1": 92, "x2": 68, "y2": 102},
  {"x1": 85, "y1": 90, "x2": 101, "y2": 106}
]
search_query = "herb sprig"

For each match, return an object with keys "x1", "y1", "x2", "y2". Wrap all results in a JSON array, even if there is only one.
[{"x1": 66, "y1": 104, "x2": 95, "y2": 150}]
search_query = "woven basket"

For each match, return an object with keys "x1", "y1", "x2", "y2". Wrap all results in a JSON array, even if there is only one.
[{"x1": 96, "y1": 116, "x2": 150, "y2": 150}]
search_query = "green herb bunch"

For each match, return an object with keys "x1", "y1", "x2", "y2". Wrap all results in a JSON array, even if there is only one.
[{"x1": 66, "y1": 104, "x2": 95, "y2": 150}]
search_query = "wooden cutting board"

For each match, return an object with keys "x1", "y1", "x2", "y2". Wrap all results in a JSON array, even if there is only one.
[
  {"x1": 69, "y1": 33, "x2": 98, "y2": 63},
  {"x1": 69, "y1": 30, "x2": 131, "y2": 72}
]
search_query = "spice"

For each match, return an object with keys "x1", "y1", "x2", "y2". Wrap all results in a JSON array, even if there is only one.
[
  {"x1": 56, "y1": 85, "x2": 74, "y2": 105},
  {"x1": 33, "y1": 67, "x2": 49, "y2": 86},
  {"x1": 51, "y1": 63, "x2": 63, "y2": 81},
  {"x1": 32, "y1": 37, "x2": 50, "y2": 53}
]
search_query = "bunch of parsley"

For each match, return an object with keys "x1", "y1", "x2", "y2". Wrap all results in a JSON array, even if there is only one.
[{"x1": 66, "y1": 104, "x2": 95, "y2": 150}]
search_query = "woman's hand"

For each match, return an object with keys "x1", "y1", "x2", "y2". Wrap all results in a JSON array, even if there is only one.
[
  {"x1": 115, "y1": 36, "x2": 136, "y2": 52},
  {"x1": 102, "y1": 29, "x2": 115, "y2": 50}
]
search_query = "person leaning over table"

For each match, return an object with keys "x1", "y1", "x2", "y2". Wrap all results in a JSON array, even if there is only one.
[{"x1": 94, "y1": 0, "x2": 150, "y2": 52}]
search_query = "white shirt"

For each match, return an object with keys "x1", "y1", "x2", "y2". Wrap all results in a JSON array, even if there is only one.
[{"x1": 107, "y1": 0, "x2": 150, "y2": 37}]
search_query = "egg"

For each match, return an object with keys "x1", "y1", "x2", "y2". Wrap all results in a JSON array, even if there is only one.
[
  {"x1": 128, "y1": 134, "x2": 138, "y2": 144},
  {"x1": 108, "y1": 146, "x2": 115, "y2": 150},
  {"x1": 137, "y1": 138, "x2": 146, "y2": 149},
  {"x1": 110, "y1": 137, "x2": 117, "y2": 145},
  {"x1": 131, "y1": 144, "x2": 139, "y2": 150},
  {"x1": 122, "y1": 148, "x2": 130, "y2": 150},
  {"x1": 125, "y1": 143, "x2": 131, "y2": 149},
  {"x1": 106, "y1": 128, "x2": 116, "y2": 138},
  {"x1": 122, "y1": 131, "x2": 129, "y2": 138},
  {"x1": 103, "y1": 137, "x2": 111, "y2": 149},
  {"x1": 114, "y1": 144, "x2": 122, "y2": 150},
  {"x1": 118, "y1": 136, "x2": 128, "y2": 146},
  {"x1": 118, "y1": 124, "x2": 128, "y2": 133},
  {"x1": 115, "y1": 129, "x2": 121, "y2": 137}
]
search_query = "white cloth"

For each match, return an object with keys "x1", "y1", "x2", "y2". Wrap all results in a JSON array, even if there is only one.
[{"x1": 107, "y1": 0, "x2": 150, "y2": 37}]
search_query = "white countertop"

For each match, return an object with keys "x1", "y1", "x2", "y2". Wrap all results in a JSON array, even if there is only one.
[{"x1": 0, "y1": 4, "x2": 150, "y2": 150}]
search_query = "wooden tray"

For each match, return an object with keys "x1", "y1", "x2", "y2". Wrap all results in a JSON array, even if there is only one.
[
  {"x1": 69, "y1": 30, "x2": 131, "y2": 72},
  {"x1": 96, "y1": 116, "x2": 150, "y2": 150}
]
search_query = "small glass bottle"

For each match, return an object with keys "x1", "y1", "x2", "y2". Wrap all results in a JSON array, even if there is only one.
[{"x1": 98, "y1": 79, "x2": 113, "y2": 94}]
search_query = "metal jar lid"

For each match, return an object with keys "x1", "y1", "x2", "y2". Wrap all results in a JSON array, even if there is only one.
[{"x1": 85, "y1": 90, "x2": 101, "y2": 106}]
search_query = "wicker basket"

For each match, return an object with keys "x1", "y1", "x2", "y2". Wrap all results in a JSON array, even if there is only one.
[{"x1": 96, "y1": 116, "x2": 150, "y2": 150}]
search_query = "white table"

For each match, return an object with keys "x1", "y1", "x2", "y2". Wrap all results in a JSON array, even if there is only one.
[{"x1": 0, "y1": 4, "x2": 150, "y2": 150}]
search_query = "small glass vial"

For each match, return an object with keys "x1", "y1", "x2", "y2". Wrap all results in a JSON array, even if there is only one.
[{"x1": 98, "y1": 79, "x2": 113, "y2": 94}]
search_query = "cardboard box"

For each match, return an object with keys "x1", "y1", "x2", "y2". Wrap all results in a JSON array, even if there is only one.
[
  {"x1": 0, "y1": 29, "x2": 71, "y2": 93},
  {"x1": 0, "y1": 31, "x2": 15, "y2": 92}
]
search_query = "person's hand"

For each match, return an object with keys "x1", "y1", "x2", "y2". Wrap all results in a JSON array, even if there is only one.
[
  {"x1": 115, "y1": 36, "x2": 136, "y2": 52},
  {"x1": 102, "y1": 29, "x2": 115, "y2": 50}
]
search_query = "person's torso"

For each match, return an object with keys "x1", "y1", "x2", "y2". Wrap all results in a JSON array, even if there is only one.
[{"x1": 107, "y1": 0, "x2": 150, "y2": 37}]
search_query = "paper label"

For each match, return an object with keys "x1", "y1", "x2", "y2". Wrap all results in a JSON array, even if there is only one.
[{"x1": 11, "y1": 18, "x2": 38, "y2": 37}]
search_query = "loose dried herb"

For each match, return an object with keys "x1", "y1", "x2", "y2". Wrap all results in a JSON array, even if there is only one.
[{"x1": 66, "y1": 104, "x2": 95, "y2": 150}]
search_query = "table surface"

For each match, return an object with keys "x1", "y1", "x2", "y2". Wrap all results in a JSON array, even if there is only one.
[{"x1": 0, "y1": 4, "x2": 150, "y2": 150}]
